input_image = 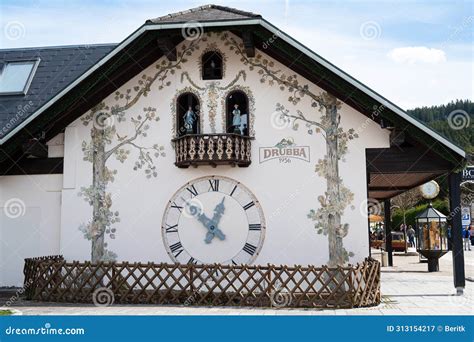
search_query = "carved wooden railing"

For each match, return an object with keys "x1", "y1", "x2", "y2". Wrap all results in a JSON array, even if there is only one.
[
  {"x1": 172, "y1": 133, "x2": 252, "y2": 168},
  {"x1": 23, "y1": 257, "x2": 381, "y2": 309}
]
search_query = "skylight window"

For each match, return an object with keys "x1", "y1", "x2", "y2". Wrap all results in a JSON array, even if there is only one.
[{"x1": 0, "y1": 60, "x2": 39, "y2": 95}]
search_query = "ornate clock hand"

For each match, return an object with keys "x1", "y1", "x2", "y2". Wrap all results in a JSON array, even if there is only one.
[
  {"x1": 204, "y1": 221, "x2": 226, "y2": 243},
  {"x1": 207, "y1": 197, "x2": 226, "y2": 242},
  {"x1": 211, "y1": 197, "x2": 225, "y2": 227},
  {"x1": 185, "y1": 200, "x2": 225, "y2": 243},
  {"x1": 185, "y1": 201, "x2": 211, "y2": 228}
]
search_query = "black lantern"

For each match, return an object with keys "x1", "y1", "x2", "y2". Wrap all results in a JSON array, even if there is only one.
[{"x1": 415, "y1": 203, "x2": 448, "y2": 272}]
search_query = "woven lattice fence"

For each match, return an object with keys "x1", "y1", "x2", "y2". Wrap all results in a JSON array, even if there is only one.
[{"x1": 24, "y1": 256, "x2": 380, "y2": 309}]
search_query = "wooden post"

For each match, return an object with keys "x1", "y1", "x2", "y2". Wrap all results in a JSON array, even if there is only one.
[
  {"x1": 449, "y1": 172, "x2": 465, "y2": 294},
  {"x1": 366, "y1": 170, "x2": 372, "y2": 257},
  {"x1": 384, "y1": 199, "x2": 393, "y2": 266}
]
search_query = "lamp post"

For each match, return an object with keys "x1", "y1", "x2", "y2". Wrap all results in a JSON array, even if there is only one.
[{"x1": 415, "y1": 203, "x2": 448, "y2": 272}]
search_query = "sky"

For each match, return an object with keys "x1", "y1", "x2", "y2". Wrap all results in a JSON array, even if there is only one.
[{"x1": 0, "y1": 0, "x2": 472, "y2": 109}]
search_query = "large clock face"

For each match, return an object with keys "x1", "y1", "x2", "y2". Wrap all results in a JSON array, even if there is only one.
[{"x1": 162, "y1": 176, "x2": 265, "y2": 265}]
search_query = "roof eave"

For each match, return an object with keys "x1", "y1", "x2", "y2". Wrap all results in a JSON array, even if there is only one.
[{"x1": 0, "y1": 18, "x2": 466, "y2": 160}]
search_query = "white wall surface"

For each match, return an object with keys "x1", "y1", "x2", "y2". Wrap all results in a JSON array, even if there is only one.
[
  {"x1": 57, "y1": 32, "x2": 390, "y2": 266},
  {"x1": 0, "y1": 174, "x2": 62, "y2": 286}
]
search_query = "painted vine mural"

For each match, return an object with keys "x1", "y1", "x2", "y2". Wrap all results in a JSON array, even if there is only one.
[
  {"x1": 78, "y1": 30, "x2": 359, "y2": 266},
  {"x1": 222, "y1": 33, "x2": 359, "y2": 266},
  {"x1": 79, "y1": 39, "x2": 200, "y2": 262}
]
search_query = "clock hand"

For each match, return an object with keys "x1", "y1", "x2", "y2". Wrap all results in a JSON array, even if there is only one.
[
  {"x1": 205, "y1": 197, "x2": 226, "y2": 243},
  {"x1": 210, "y1": 197, "x2": 226, "y2": 227},
  {"x1": 185, "y1": 200, "x2": 225, "y2": 243},
  {"x1": 204, "y1": 221, "x2": 226, "y2": 243}
]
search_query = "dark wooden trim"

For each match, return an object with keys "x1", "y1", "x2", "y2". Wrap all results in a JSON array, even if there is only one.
[
  {"x1": 449, "y1": 172, "x2": 465, "y2": 290},
  {"x1": 389, "y1": 129, "x2": 405, "y2": 147},
  {"x1": 242, "y1": 30, "x2": 255, "y2": 57},
  {"x1": 0, "y1": 157, "x2": 63, "y2": 175},
  {"x1": 22, "y1": 139, "x2": 48, "y2": 158},
  {"x1": 366, "y1": 146, "x2": 453, "y2": 174},
  {"x1": 370, "y1": 185, "x2": 417, "y2": 191},
  {"x1": 368, "y1": 174, "x2": 447, "y2": 200},
  {"x1": 157, "y1": 37, "x2": 177, "y2": 61},
  {"x1": 365, "y1": 167, "x2": 372, "y2": 258},
  {"x1": 173, "y1": 133, "x2": 252, "y2": 168},
  {"x1": 384, "y1": 199, "x2": 393, "y2": 266},
  {"x1": 369, "y1": 174, "x2": 445, "y2": 192}
]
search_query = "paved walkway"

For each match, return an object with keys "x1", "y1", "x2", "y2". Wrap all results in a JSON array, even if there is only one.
[{"x1": 2, "y1": 250, "x2": 473, "y2": 315}]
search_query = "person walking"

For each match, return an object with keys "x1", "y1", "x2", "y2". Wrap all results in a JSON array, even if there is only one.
[
  {"x1": 447, "y1": 225, "x2": 453, "y2": 251},
  {"x1": 407, "y1": 225, "x2": 416, "y2": 248},
  {"x1": 463, "y1": 227, "x2": 471, "y2": 251}
]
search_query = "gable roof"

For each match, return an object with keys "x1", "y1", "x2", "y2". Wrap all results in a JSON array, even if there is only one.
[
  {"x1": 0, "y1": 44, "x2": 116, "y2": 140},
  {"x1": 147, "y1": 4, "x2": 261, "y2": 24},
  {"x1": 0, "y1": 4, "x2": 466, "y2": 164}
]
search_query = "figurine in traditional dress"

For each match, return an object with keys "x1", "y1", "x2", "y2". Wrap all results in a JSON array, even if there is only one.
[
  {"x1": 232, "y1": 104, "x2": 241, "y2": 134},
  {"x1": 183, "y1": 106, "x2": 197, "y2": 134}
]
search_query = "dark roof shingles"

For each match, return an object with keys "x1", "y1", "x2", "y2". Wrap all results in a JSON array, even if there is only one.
[
  {"x1": 0, "y1": 44, "x2": 116, "y2": 139},
  {"x1": 147, "y1": 4, "x2": 261, "y2": 24}
]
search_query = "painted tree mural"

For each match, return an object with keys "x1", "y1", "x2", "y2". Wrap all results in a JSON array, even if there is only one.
[
  {"x1": 79, "y1": 40, "x2": 200, "y2": 262},
  {"x1": 224, "y1": 33, "x2": 358, "y2": 266}
]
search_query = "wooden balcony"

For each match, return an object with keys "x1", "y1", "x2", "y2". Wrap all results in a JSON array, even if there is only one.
[{"x1": 172, "y1": 133, "x2": 252, "y2": 168}]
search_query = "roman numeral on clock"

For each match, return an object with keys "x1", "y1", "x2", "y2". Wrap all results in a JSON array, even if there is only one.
[
  {"x1": 169, "y1": 242, "x2": 183, "y2": 257},
  {"x1": 249, "y1": 223, "x2": 261, "y2": 231},
  {"x1": 171, "y1": 202, "x2": 183, "y2": 212},
  {"x1": 165, "y1": 224, "x2": 178, "y2": 233},
  {"x1": 186, "y1": 185, "x2": 199, "y2": 197},
  {"x1": 188, "y1": 257, "x2": 198, "y2": 265},
  {"x1": 209, "y1": 179, "x2": 219, "y2": 192},
  {"x1": 243, "y1": 243, "x2": 257, "y2": 255},
  {"x1": 243, "y1": 201, "x2": 255, "y2": 210}
]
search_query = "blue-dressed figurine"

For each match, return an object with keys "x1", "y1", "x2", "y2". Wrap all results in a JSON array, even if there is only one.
[{"x1": 183, "y1": 106, "x2": 197, "y2": 134}]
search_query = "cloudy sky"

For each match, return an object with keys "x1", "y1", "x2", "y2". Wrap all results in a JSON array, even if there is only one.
[{"x1": 1, "y1": 0, "x2": 472, "y2": 109}]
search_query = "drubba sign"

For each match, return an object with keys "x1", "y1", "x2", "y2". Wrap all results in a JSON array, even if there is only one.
[{"x1": 259, "y1": 138, "x2": 310, "y2": 164}]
